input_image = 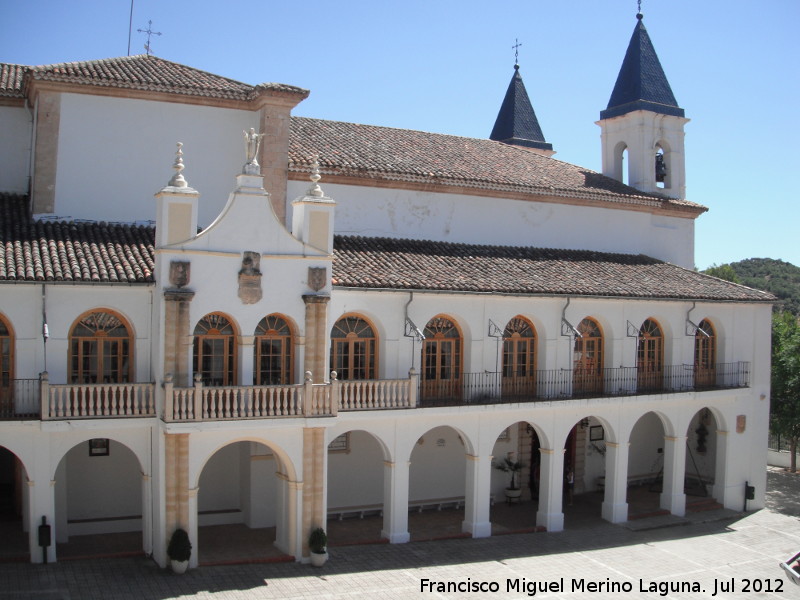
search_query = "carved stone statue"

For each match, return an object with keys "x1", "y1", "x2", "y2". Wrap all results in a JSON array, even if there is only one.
[
  {"x1": 243, "y1": 128, "x2": 264, "y2": 175},
  {"x1": 238, "y1": 251, "x2": 262, "y2": 304}
]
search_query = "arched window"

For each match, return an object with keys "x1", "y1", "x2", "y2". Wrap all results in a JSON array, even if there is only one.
[
  {"x1": 637, "y1": 318, "x2": 664, "y2": 392},
  {"x1": 573, "y1": 318, "x2": 603, "y2": 395},
  {"x1": 69, "y1": 311, "x2": 133, "y2": 383},
  {"x1": 421, "y1": 316, "x2": 462, "y2": 400},
  {"x1": 193, "y1": 313, "x2": 236, "y2": 386},
  {"x1": 694, "y1": 319, "x2": 716, "y2": 388},
  {"x1": 254, "y1": 315, "x2": 293, "y2": 385},
  {"x1": 330, "y1": 315, "x2": 376, "y2": 380},
  {"x1": 502, "y1": 316, "x2": 536, "y2": 397}
]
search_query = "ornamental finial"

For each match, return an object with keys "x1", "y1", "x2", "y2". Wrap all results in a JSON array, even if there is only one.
[
  {"x1": 307, "y1": 156, "x2": 323, "y2": 197},
  {"x1": 168, "y1": 142, "x2": 187, "y2": 188}
]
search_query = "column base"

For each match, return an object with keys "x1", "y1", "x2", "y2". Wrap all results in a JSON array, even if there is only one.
[
  {"x1": 660, "y1": 492, "x2": 686, "y2": 516},
  {"x1": 601, "y1": 501, "x2": 628, "y2": 523},
  {"x1": 462, "y1": 520, "x2": 492, "y2": 538},
  {"x1": 536, "y1": 511, "x2": 564, "y2": 532},
  {"x1": 382, "y1": 530, "x2": 410, "y2": 544}
]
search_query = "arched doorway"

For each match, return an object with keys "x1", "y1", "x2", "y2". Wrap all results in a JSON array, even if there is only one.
[
  {"x1": 694, "y1": 320, "x2": 716, "y2": 388},
  {"x1": 329, "y1": 315, "x2": 377, "y2": 380},
  {"x1": 685, "y1": 408, "x2": 717, "y2": 501},
  {"x1": 573, "y1": 318, "x2": 603, "y2": 396},
  {"x1": 0, "y1": 446, "x2": 28, "y2": 560},
  {"x1": 420, "y1": 316, "x2": 462, "y2": 404},
  {"x1": 53, "y1": 439, "x2": 144, "y2": 559},
  {"x1": 326, "y1": 430, "x2": 386, "y2": 545},
  {"x1": 627, "y1": 412, "x2": 668, "y2": 518},
  {"x1": 637, "y1": 319, "x2": 664, "y2": 393},
  {"x1": 502, "y1": 317, "x2": 537, "y2": 398},
  {"x1": 196, "y1": 440, "x2": 291, "y2": 564},
  {"x1": 562, "y1": 416, "x2": 609, "y2": 527},
  {"x1": 408, "y1": 425, "x2": 467, "y2": 540},
  {"x1": 193, "y1": 313, "x2": 237, "y2": 386}
]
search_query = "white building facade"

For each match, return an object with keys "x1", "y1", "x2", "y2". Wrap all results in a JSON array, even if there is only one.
[{"x1": 0, "y1": 14, "x2": 773, "y2": 568}]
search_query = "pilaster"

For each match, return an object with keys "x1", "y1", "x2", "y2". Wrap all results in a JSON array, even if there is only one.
[
  {"x1": 163, "y1": 290, "x2": 195, "y2": 386},
  {"x1": 462, "y1": 454, "x2": 493, "y2": 538},
  {"x1": 660, "y1": 435, "x2": 687, "y2": 516},
  {"x1": 381, "y1": 460, "x2": 411, "y2": 543},
  {"x1": 301, "y1": 427, "x2": 326, "y2": 557},
  {"x1": 536, "y1": 447, "x2": 565, "y2": 532},
  {"x1": 601, "y1": 441, "x2": 630, "y2": 523},
  {"x1": 302, "y1": 295, "x2": 330, "y2": 382}
]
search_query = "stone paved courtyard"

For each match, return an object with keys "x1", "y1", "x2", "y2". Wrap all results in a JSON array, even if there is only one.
[{"x1": 1, "y1": 467, "x2": 798, "y2": 599}]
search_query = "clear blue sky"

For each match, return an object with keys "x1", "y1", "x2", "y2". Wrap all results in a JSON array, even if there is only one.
[{"x1": 2, "y1": 0, "x2": 797, "y2": 270}]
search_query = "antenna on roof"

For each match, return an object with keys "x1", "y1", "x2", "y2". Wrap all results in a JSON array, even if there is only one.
[
  {"x1": 137, "y1": 20, "x2": 162, "y2": 56},
  {"x1": 512, "y1": 38, "x2": 522, "y2": 68},
  {"x1": 127, "y1": 0, "x2": 134, "y2": 55}
]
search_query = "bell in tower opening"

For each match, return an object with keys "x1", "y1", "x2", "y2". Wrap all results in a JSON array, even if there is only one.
[{"x1": 655, "y1": 151, "x2": 667, "y2": 183}]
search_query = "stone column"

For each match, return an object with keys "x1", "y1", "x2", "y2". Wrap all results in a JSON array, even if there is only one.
[
  {"x1": 602, "y1": 441, "x2": 630, "y2": 523},
  {"x1": 163, "y1": 290, "x2": 195, "y2": 386},
  {"x1": 187, "y1": 487, "x2": 199, "y2": 569},
  {"x1": 536, "y1": 447, "x2": 565, "y2": 532},
  {"x1": 381, "y1": 460, "x2": 410, "y2": 543},
  {"x1": 660, "y1": 435, "x2": 687, "y2": 516},
  {"x1": 462, "y1": 453, "x2": 492, "y2": 538},
  {"x1": 302, "y1": 295, "x2": 330, "y2": 383},
  {"x1": 301, "y1": 427, "x2": 326, "y2": 557},
  {"x1": 164, "y1": 433, "x2": 190, "y2": 545}
]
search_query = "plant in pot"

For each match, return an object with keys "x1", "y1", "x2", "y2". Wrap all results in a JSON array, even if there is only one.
[
  {"x1": 308, "y1": 526, "x2": 328, "y2": 567},
  {"x1": 167, "y1": 528, "x2": 192, "y2": 574},
  {"x1": 495, "y1": 455, "x2": 525, "y2": 502}
]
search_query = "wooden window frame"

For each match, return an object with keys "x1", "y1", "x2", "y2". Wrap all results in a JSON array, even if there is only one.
[
  {"x1": 254, "y1": 314, "x2": 294, "y2": 385},
  {"x1": 193, "y1": 313, "x2": 237, "y2": 387},
  {"x1": 68, "y1": 310, "x2": 133, "y2": 384},
  {"x1": 330, "y1": 314, "x2": 378, "y2": 381}
]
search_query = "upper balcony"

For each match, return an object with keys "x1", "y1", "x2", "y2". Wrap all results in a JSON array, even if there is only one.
[{"x1": 0, "y1": 362, "x2": 750, "y2": 422}]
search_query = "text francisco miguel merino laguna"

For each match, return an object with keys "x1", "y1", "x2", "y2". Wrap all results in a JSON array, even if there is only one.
[{"x1": 420, "y1": 576, "x2": 784, "y2": 596}]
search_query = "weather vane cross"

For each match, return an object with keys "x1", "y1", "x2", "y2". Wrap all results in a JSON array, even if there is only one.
[
  {"x1": 512, "y1": 38, "x2": 522, "y2": 66},
  {"x1": 638, "y1": 0, "x2": 642, "y2": 15},
  {"x1": 137, "y1": 20, "x2": 162, "y2": 56}
]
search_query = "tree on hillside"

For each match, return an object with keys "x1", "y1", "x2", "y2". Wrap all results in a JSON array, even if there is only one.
[
  {"x1": 771, "y1": 311, "x2": 800, "y2": 472},
  {"x1": 703, "y1": 263, "x2": 741, "y2": 283},
  {"x1": 724, "y1": 258, "x2": 800, "y2": 315}
]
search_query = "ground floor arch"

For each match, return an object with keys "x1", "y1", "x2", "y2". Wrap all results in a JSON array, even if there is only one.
[
  {"x1": 53, "y1": 438, "x2": 147, "y2": 558},
  {"x1": 0, "y1": 446, "x2": 29, "y2": 561},
  {"x1": 193, "y1": 439, "x2": 295, "y2": 565},
  {"x1": 326, "y1": 429, "x2": 387, "y2": 544}
]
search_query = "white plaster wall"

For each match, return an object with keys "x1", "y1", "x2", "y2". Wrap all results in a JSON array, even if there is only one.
[
  {"x1": 53, "y1": 93, "x2": 257, "y2": 227},
  {"x1": 0, "y1": 284, "x2": 154, "y2": 384},
  {"x1": 628, "y1": 412, "x2": 666, "y2": 477},
  {"x1": 59, "y1": 439, "x2": 142, "y2": 534},
  {"x1": 326, "y1": 430, "x2": 384, "y2": 509},
  {"x1": 0, "y1": 105, "x2": 31, "y2": 194},
  {"x1": 198, "y1": 442, "x2": 241, "y2": 514},
  {"x1": 409, "y1": 426, "x2": 467, "y2": 501},
  {"x1": 287, "y1": 181, "x2": 697, "y2": 268}
]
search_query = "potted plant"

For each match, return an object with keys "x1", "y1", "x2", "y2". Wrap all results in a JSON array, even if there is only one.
[
  {"x1": 167, "y1": 528, "x2": 192, "y2": 574},
  {"x1": 308, "y1": 526, "x2": 328, "y2": 567},
  {"x1": 495, "y1": 455, "x2": 525, "y2": 502}
]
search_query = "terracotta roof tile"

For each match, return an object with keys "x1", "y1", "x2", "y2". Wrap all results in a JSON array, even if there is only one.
[
  {"x1": 289, "y1": 117, "x2": 705, "y2": 213},
  {"x1": 0, "y1": 194, "x2": 154, "y2": 283},
  {"x1": 332, "y1": 235, "x2": 774, "y2": 303},
  {"x1": 0, "y1": 63, "x2": 27, "y2": 97},
  {"x1": 6, "y1": 55, "x2": 308, "y2": 102}
]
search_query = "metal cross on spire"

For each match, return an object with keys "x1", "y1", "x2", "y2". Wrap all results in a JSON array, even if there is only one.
[
  {"x1": 512, "y1": 38, "x2": 523, "y2": 67},
  {"x1": 637, "y1": 0, "x2": 643, "y2": 17},
  {"x1": 137, "y1": 20, "x2": 162, "y2": 56}
]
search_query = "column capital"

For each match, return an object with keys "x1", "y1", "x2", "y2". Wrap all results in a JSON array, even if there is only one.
[
  {"x1": 302, "y1": 294, "x2": 330, "y2": 305},
  {"x1": 164, "y1": 289, "x2": 195, "y2": 302}
]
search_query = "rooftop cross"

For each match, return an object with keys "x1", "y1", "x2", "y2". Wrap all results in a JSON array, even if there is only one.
[
  {"x1": 137, "y1": 20, "x2": 162, "y2": 56},
  {"x1": 512, "y1": 38, "x2": 522, "y2": 67},
  {"x1": 637, "y1": 0, "x2": 643, "y2": 18}
]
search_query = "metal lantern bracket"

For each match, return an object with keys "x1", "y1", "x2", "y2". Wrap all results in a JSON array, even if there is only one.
[
  {"x1": 562, "y1": 318, "x2": 581, "y2": 338},
  {"x1": 488, "y1": 319, "x2": 503, "y2": 338},
  {"x1": 626, "y1": 320, "x2": 641, "y2": 338},
  {"x1": 404, "y1": 316, "x2": 425, "y2": 341}
]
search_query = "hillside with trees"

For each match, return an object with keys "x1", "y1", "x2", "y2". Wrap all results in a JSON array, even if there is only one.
[{"x1": 704, "y1": 258, "x2": 800, "y2": 314}]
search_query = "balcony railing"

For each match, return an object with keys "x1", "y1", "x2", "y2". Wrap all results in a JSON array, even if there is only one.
[
  {"x1": 0, "y1": 378, "x2": 40, "y2": 419},
  {"x1": 42, "y1": 373, "x2": 156, "y2": 419},
  {"x1": 419, "y1": 362, "x2": 750, "y2": 406}
]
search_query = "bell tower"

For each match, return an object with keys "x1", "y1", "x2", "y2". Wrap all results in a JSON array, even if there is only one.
[{"x1": 597, "y1": 12, "x2": 688, "y2": 199}]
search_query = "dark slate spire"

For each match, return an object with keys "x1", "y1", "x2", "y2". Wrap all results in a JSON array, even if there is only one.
[
  {"x1": 490, "y1": 64, "x2": 553, "y2": 152},
  {"x1": 600, "y1": 14, "x2": 684, "y2": 120}
]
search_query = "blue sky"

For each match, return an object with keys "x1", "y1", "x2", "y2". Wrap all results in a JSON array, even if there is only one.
[{"x1": 1, "y1": 0, "x2": 797, "y2": 270}]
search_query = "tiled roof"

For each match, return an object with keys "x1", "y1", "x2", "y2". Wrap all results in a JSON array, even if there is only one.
[
  {"x1": 0, "y1": 63, "x2": 27, "y2": 98},
  {"x1": 290, "y1": 117, "x2": 704, "y2": 212},
  {"x1": 601, "y1": 15, "x2": 683, "y2": 120},
  {"x1": 0, "y1": 194, "x2": 154, "y2": 283},
  {"x1": 332, "y1": 236, "x2": 775, "y2": 302},
  {"x1": 490, "y1": 65, "x2": 553, "y2": 152},
  {"x1": 4, "y1": 55, "x2": 308, "y2": 102},
  {"x1": 0, "y1": 196, "x2": 773, "y2": 302}
]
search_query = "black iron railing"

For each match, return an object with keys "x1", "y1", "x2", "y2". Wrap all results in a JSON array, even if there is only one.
[
  {"x1": 418, "y1": 362, "x2": 750, "y2": 406},
  {"x1": 0, "y1": 379, "x2": 40, "y2": 419}
]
